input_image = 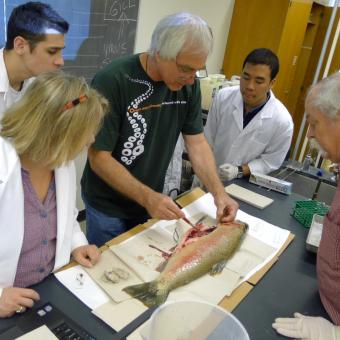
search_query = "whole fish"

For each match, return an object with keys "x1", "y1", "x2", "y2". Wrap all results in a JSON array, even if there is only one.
[{"x1": 123, "y1": 220, "x2": 248, "y2": 307}]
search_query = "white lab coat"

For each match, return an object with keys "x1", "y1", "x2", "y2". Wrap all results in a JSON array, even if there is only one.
[
  {"x1": 163, "y1": 135, "x2": 184, "y2": 197},
  {"x1": 205, "y1": 86, "x2": 293, "y2": 174},
  {"x1": 0, "y1": 48, "x2": 33, "y2": 121},
  {"x1": 0, "y1": 137, "x2": 88, "y2": 288}
]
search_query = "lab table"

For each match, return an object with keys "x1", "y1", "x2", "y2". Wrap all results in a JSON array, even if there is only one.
[
  {"x1": 0, "y1": 179, "x2": 329, "y2": 339},
  {"x1": 229, "y1": 179, "x2": 329, "y2": 339}
]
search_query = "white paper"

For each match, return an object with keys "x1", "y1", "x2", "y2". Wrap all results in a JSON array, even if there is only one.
[
  {"x1": 110, "y1": 221, "x2": 176, "y2": 282},
  {"x1": 107, "y1": 193, "x2": 290, "y2": 301},
  {"x1": 84, "y1": 250, "x2": 142, "y2": 303},
  {"x1": 54, "y1": 265, "x2": 110, "y2": 309},
  {"x1": 15, "y1": 325, "x2": 58, "y2": 340},
  {"x1": 182, "y1": 192, "x2": 290, "y2": 249},
  {"x1": 56, "y1": 191, "x2": 291, "y2": 333},
  {"x1": 182, "y1": 192, "x2": 290, "y2": 283},
  {"x1": 92, "y1": 299, "x2": 147, "y2": 332},
  {"x1": 182, "y1": 192, "x2": 217, "y2": 220}
]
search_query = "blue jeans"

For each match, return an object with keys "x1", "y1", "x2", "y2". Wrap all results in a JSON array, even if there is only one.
[{"x1": 82, "y1": 196, "x2": 148, "y2": 247}]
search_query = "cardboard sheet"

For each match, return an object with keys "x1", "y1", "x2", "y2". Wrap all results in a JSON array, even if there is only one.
[
  {"x1": 104, "y1": 215, "x2": 282, "y2": 297},
  {"x1": 56, "y1": 187, "x2": 293, "y2": 336},
  {"x1": 93, "y1": 291, "x2": 221, "y2": 336},
  {"x1": 89, "y1": 190, "x2": 292, "y2": 331},
  {"x1": 84, "y1": 250, "x2": 142, "y2": 303},
  {"x1": 109, "y1": 220, "x2": 178, "y2": 282},
  {"x1": 92, "y1": 299, "x2": 147, "y2": 332},
  {"x1": 54, "y1": 265, "x2": 110, "y2": 309},
  {"x1": 15, "y1": 325, "x2": 58, "y2": 340},
  {"x1": 177, "y1": 188, "x2": 295, "y2": 286},
  {"x1": 92, "y1": 282, "x2": 254, "y2": 338}
]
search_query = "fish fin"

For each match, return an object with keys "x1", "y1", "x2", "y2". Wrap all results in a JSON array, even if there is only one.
[
  {"x1": 123, "y1": 281, "x2": 169, "y2": 307},
  {"x1": 210, "y1": 260, "x2": 228, "y2": 276}
]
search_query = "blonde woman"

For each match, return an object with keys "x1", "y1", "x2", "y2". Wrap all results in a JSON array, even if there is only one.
[{"x1": 0, "y1": 71, "x2": 108, "y2": 318}]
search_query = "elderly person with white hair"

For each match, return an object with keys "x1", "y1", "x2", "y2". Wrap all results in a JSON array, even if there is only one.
[
  {"x1": 81, "y1": 12, "x2": 238, "y2": 246},
  {"x1": 273, "y1": 71, "x2": 340, "y2": 340}
]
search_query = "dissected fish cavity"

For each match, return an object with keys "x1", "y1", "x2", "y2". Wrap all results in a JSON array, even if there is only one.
[{"x1": 123, "y1": 220, "x2": 248, "y2": 307}]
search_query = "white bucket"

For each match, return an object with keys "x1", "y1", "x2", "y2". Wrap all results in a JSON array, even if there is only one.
[{"x1": 141, "y1": 300, "x2": 250, "y2": 340}]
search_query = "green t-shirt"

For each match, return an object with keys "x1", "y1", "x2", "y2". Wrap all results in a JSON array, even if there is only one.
[{"x1": 81, "y1": 54, "x2": 203, "y2": 218}]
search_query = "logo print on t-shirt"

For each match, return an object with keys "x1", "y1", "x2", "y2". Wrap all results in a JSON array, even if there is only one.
[{"x1": 121, "y1": 76, "x2": 153, "y2": 165}]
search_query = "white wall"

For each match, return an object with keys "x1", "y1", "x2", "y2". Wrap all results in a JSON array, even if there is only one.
[{"x1": 134, "y1": 0, "x2": 235, "y2": 74}]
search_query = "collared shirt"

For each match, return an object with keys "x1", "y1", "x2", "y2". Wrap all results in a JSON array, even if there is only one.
[
  {"x1": 0, "y1": 48, "x2": 33, "y2": 121},
  {"x1": 243, "y1": 92, "x2": 270, "y2": 129},
  {"x1": 317, "y1": 178, "x2": 340, "y2": 325},
  {"x1": 14, "y1": 168, "x2": 57, "y2": 288}
]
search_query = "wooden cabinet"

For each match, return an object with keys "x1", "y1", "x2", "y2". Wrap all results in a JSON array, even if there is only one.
[
  {"x1": 292, "y1": 5, "x2": 340, "y2": 157},
  {"x1": 222, "y1": 0, "x2": 331, "y2": 154},
  {"x1": 223, "y1": 0, "x2": 313, "y2": 102}
]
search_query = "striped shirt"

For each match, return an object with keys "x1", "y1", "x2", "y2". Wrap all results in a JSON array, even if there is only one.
[
  {"x1": 317, "y1": 179, "x2": 340, "y2": 325},
  {"x1": 14, "y1": 169, "x2": 57, "y2": 288}
]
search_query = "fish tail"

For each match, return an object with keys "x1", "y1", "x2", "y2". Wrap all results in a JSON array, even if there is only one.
[{"x1": 123, "y1": 281, "x2": 169, "y2": 307}]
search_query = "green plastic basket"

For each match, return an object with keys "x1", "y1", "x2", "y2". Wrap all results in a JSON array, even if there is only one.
[{"x1": 291, "y1": 200, "x2": 329, "y2": 228}]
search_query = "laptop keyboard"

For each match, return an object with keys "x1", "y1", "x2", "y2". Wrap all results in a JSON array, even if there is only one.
[
  {"x1": 0, "y1": 302, "x2": 98, "y2": 340},
  {"x1": 52, "y1": 321, "x2": 95, "y2": 340}
]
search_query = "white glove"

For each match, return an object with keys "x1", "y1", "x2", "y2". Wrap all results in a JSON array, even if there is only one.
[
  {"x1": 272, "y1": 313, "x2": 340, "y2": 340},
  {"x1": 218, "y1": 163, "x2": 238, "y2": 181}
]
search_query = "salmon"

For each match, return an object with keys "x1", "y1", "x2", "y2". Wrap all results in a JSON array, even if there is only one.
[{"x1": 123, "y1": 220, "x2": 248, "y2": 307}]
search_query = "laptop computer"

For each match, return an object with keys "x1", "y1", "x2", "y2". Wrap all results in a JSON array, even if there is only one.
[{"x1": 0, "y1": 302, "x2": 96, "y2": 340}]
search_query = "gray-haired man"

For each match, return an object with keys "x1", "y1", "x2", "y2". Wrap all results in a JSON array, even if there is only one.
[
  {"x1": 81, "y1": 12, "x2": 238, "y2": 246},
  {"x1": 273, "y1": 72, "x2": 340, "y2": 340}
]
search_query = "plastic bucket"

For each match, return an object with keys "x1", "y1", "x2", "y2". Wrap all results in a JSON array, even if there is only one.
[{"x1": 141, "y1": 300, "x2": 250, "y2": 340}]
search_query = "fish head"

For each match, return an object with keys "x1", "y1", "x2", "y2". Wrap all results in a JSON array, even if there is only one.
[
  {"x1": 234, "y1": 220, "x2": 249, "y2": 233},
  {"x1": 218, "y1": 220, "x2": 248, "y2": 233}
]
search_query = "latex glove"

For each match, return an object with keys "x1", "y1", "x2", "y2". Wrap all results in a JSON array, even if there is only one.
[
  {"x1": 272, "y1": 313, "x2": 340, "y2": 340},
  {"x1": 218, "y1": 163, "x2": 238, "y2": 181},
  {"x1": 72, "y1": 244, "x2": 100, "y2": 268}
]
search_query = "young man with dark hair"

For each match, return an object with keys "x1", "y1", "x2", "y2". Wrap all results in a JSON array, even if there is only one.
[
  {"x1": 0, "y1": 1, "x2": 69, "y2": 118},
  {"x1": 242, "y1": 47, "x2": 280, "y2": 80},
  {"x1": 202, "y1": 48, "x2": 293, "y2": 182}
]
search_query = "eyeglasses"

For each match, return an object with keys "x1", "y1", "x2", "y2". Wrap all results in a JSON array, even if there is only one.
[{"x1": 175, "y1": 59, "x2": 207, "y2": 77}]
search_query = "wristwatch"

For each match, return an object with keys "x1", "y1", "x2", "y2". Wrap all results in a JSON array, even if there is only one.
[{"x1": 236, "y1": 166, "x2": 243, "y2": 179}]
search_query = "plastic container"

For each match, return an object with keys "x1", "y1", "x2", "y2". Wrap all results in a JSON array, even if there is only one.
[
  {"x1": 200, "y1": 74, "x2": 227, "y2": 111},
  {"x1": 199, "y1": 77, "x2": 215, "y2": 111},
  {"x1": 291, "y1": 200, "x2": 329, "y2": 227},
  {"x1": 209, "y1": 74, "x2": 226, "y2": 87},
  {"x1": 302, "y1": 154, "x2": 312, "y2": 171},
  {"x1": 306, "y1": 214, "x2": 324, "y2": 253},
  {"x1": 141, "y1": 300, "x2": 250, "y2": 340}
]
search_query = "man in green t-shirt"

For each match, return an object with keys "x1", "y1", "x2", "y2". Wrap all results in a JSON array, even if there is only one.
[{"x1": 81, "y1": 12, "x2": 238, "y2": 246}]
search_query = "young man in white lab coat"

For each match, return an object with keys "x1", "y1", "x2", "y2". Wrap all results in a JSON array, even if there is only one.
[
  {"x1": 204, "y1": 48, "x2": 293, "y2": 181},
  {"x1": 0, "y1": 1, "x2": 68, "y2": 119}
]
